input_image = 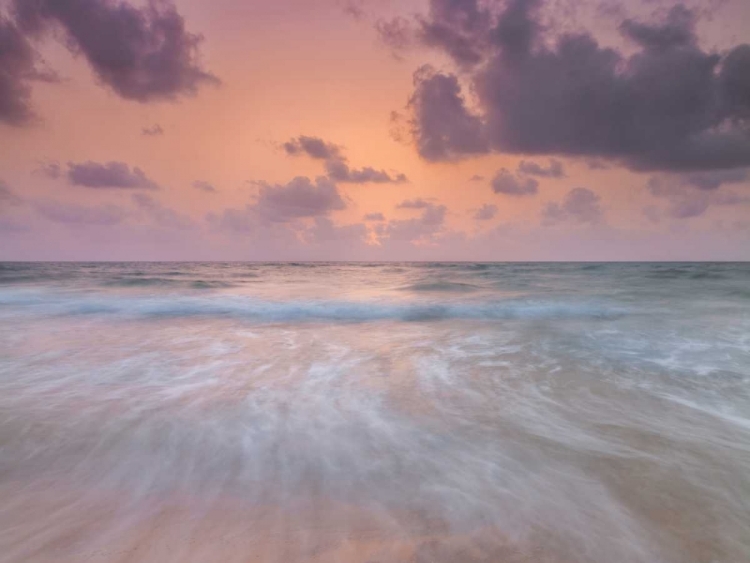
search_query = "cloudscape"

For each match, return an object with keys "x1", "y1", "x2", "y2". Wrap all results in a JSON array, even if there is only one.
[{"x1": 2, "y1": 0, "x2": 749, "y2": 260}]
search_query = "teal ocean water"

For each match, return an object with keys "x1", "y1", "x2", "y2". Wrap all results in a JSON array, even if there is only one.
[{"x1": 1, "y1": 263, "x2": 749, "y2": 562}]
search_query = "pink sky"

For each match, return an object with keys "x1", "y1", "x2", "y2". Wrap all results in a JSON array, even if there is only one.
[{"x1": 1, "y1": 0, "x2": 749, "y2": 260}]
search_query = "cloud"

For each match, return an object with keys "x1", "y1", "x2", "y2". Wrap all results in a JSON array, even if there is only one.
[
  {"x1": 131, "y1": 193, "x2": 194, "y2": 229},
  {"x1": 67, "y1": 161, "x2": 159, "y2": 190},
  {"x1": 543, "y1": 187, "x2": 603, "y2": 225},
  {"x1": 305, "y1": 217, "x2": 368, "y2": 244},
  {"x1": 34, "y1": 201, "x2": 126, "y2": 225},
  {"x1": 325, "y1": 159, "x2": 408, "y2": 184},
  {"x1": 283, "y1": 135, "x2": 342, "y2": 160},
  {"x1": 491, "y1": 169, "x2": 538, "y2": 196},
  {"x1": 680, "y1": 169, "x2": 748, "y2": 191},
  {"x1": 13, "y1": 0, "x2": 219, "y2": 103},
  {"x1": 396, "y1": 198, "x2": 432, "y2": 209},
  {"x1": 284, "y1": 135, "x2": 408, "y2": 184},
  {"x1": 469, "y1": 174, "x2": 485, "y2": 181},
  {"x1": 0, "y1": 16, "x2": 44, "y2": 126},
  {"x1": 364, "y1": 212, "x2": 385, "y2": 221},
  {"x1": 379, "y1": 202, "x2": 447, "y2": 242},
  {"x1": 417, "y1": 0, "x2": 491, "y2": 67},
  {"x1": 647, "y1": 171, "x2": 749, "y2": 218},
  {"x1": 254, "y1": 176, "x2": 346, "y2": 223},
  {"x1": 408, "y1": 66, "x2": 488, "y2": 161},
  {"x1": 142, "y1": 124, "x2": 164, "y2": 136},
  {"x1": 0, "y1": 180, "x2": 23, "y2": 206},
  {"x1": 342, "y1": 0, "x2": 366, "y2": 20},
  {"x1": 473, "y1": 203, "x2": 498, "y2": 221},
  {"x1": 518, "y1": 159, "x2": 564, "y2": 178},
  {"x1": 376, "y1": 17, "x2": 415, "y2": 52},
  {"x1": 192, "y1": 180, "x2": 217, "y2": 193},
  {"x1": 34, "y1": 161, "x2": 62, "y2": 179},
  {"x1": 404, "y1": 1, "x2": 750, "y2": 172}
]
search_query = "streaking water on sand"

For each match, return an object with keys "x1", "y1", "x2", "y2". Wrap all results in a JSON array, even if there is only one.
[{"x1": 0, "y1": 262, "x2": 749, "y2": 562}]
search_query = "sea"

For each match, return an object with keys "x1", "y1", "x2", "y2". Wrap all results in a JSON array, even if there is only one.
[{"x1": 0, "y1": 262, "x2": 748, "y2": 563}]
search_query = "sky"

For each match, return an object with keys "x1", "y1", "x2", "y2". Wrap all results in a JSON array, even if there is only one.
[{"x1": 1, "y1": 0, "x2": 749, "y2": 261}]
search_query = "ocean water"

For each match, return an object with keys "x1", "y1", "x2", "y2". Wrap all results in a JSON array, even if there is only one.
[{"x1": 0, "y1": 262, "x2": 749, "y2": 563}]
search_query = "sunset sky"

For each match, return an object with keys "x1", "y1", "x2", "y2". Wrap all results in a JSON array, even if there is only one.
[{"x1": 1, "y1": 0, "x2": 749, "y2": 261}]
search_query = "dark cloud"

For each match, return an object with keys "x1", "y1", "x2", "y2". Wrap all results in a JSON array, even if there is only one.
[
  {"x1": 284, "y1": 135, "x2": 408, "y2": 184},
  {"x1": 543, "y1": 187, "x2": 603, "y2": 225},
  {"x1": 342, "y1": 0, "x2": 366, "y2": 20},
  {"x1": 12, "y1": 0, "x2": 218, "y2": 103},
  {"x1": 376, "y1": 17, "x2": 415, "y2": 52},
  {"x1": 417, "y1": 0, "x2": 490, "y2": 67},
  {"x1": 517, "y1": 159, "x2": 565, "y2": 178},
  {"x1": 473, "y1": 203, "x2": 498, "y2": 220},
  {"x1": 680, "y1": 169, "x2": 747, "y2": 191},
  {"x1": 720, "y1": 44, "x2": 750, "y2": 117},
  {"x1": 283, "y1": 136, "x2": 342, "y2": 160},
  {"x1": 619, "y1": 4, "x2": 697, "y2": 51},
  {"x1": 254, "y1": 176, "x2": 346, "y2": 223},
  {"x1": 192, "y1": 180, "x2": 217, "y2": 193},
  {"x1": 206, "y1": 177, "x2": 346, "y2": 236},
  {"x1": 379, "y1": 202, "x2": 446, "y2": 242},
  {"x1": 405, "y1": 1, "x2": 750, "y2": 172},
  {"x1": 142, "y1": 124, "x2": 164, "y2": 136},
  {"x1": 668, "y1": 191, "x2": 748, "y2": 219},
  {"x1": 646, "y1": 171, "x2": 749, "y2": 218},
  {"x1": 469, "y1": 174, "x2": 485, "y2": 181},
  {"x1": 325, "y1": 159, "x2": 408, "y2": 184},
  {"x1": 409, "y1": 65, "x2": 488, "y2": 161},
  {"x1": 491, "y1": 169, "x2": 538, "y2": 196},
  {"x1": 34, "y1": 201, "x2": 126, "y2": 225},
  {"x1": 67, "y1": 161, "x2": 159, "y2": 190},
  {"x1": 364, "y1": 212, "x2": 385, "y2": 221},
  {"x1": 0, "y1": 16, "x2": 41, "y2": 126},
  {"x1": 396, "y1": 198, "x2": 432, "y2": 209}
]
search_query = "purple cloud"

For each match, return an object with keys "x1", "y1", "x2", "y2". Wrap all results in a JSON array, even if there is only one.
[
  {"x1": 396, "y1": 198, "x2": 433, "y2": 209},
  {"x1": 142, "y1": 124, "x2": 164, "y2": 137},
  {"x1": 379, "y1": 202, "x2": 447, "y2": 242},
  {"x1": 12, "y1": 0, "x2": 218, "y2": 103},
  {"x1": 0, "y1": 16, "x2": 45, "y2": 126},
  {"x1": 517, "y1": 159, "x2": 564, "y2": 178},
  {"x1": 0, "y1": 180, "x2": 23, "y2": 206},
  {"x1": 254, "y1": 176, "x2": 346, "y2": 222},
  {"x1": 283, "y1": 136, "x2": 342, "y2": 160},
  {"x1": 192, "y1": 180, "x2": 217, "y2": 193},
  {"x1": 408, "y1": 65, "x2": 488, "y2": 161},
  {"x1": 284, "y1": 135, "x2": 408, "y2": 184},
  {"x1": 491, "y1": 169, "x2": 538, "y2": 196},
  {"x1": 67, "y1": 161, "x2": 159, "y2": 190},
  {"x1": 305, "y1": 217, "x2": 368, "y2": 244},
  {"x1": 34, "y1": 161, "x2": 62, "y2": 179},
  {"x1": 325, "y1": 159, "x2": 408, "y2": 184},
  {"x1": 132, "y1": 193, "x2": 194, "y2": 229},
  {"x1": 473, "y1": 203, "x2": 498, "y2": 221},
  {"x1": 376, "y1": 17, "x2": 415, "y2": 52},
  {"x1": 543, "y1": 188, "x2": 603, "y2": 225},
  {"x1": 647, "y1": 171, "x2": 750, "y2": 218},
  {"x1": 34, "y1": 201, "x2": 126, "y2": 225},
  {"x1": 404, "y1": 1, "x2": 750, "y2": 172},
  {"x1": 364, "y1": 212, "x2": 385, "y2": 221}
]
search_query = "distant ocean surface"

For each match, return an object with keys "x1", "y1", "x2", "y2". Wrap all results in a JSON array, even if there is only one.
[{"x1": 1, "y1": 262, "x2": 749, "y2": 563}]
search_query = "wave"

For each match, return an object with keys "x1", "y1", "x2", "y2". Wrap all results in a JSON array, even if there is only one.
[
  {"x1": 0, "y1": 290, "x2": 627, "y2": 323},
  {"x1": 103, "y1": 277, "x2": 236, "y2": 289},
  {"x1": 401, "y1": 281, "x2": 480, "y2": 293}
]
